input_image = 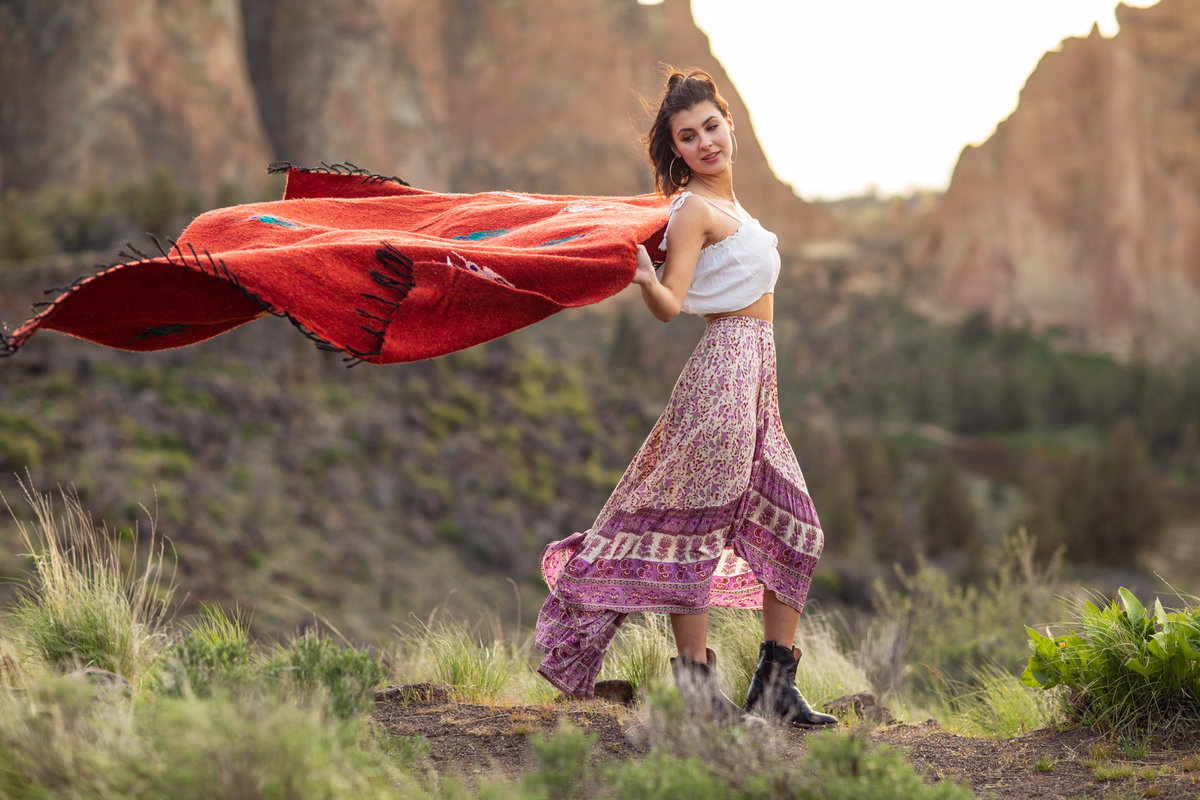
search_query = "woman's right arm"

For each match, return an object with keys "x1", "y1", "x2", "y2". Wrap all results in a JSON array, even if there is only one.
[{"x1": 632, "y1": 198, "x2": 707, "y2": 322}]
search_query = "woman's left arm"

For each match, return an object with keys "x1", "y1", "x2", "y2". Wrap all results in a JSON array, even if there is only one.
[{"x1": 631, "y1": 198, "x2": 707, "y2": 322}]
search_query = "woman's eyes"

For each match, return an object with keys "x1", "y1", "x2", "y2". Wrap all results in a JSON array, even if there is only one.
[{"x1": 680, "y1": 126, "x2": 718, "y2": 143}]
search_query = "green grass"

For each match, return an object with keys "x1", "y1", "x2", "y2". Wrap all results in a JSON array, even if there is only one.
[
  {"x1": 4, "y1": 481, "x2": 171, "y2": 685},
  {"x1": 597, "y1": 612, "x2": 674, "y2": 697},
  {"x1": 394, "y1": 616, "x2": 548, "y2": 704},
  {"x1": 1032, "y1": 754, "x2": 1055, "y2": 772},
  {"x1": 0, "y1": 677, "x2": 421, "y2": 800},
  {"x1": 929, "y1": 663, "x2": 1059, "y2": 738},
  {"x1": 7, "y1": 482, "x2": 1179, "y2": 798}
]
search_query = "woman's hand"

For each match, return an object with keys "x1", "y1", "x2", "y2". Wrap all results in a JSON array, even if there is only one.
[{"x1": 632, "y1": 244, "x2": 657, "y2": 287}]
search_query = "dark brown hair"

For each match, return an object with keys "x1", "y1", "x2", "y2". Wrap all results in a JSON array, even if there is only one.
[{"x1": 645, "y1": 68, "x2": 731, "y2": 197}]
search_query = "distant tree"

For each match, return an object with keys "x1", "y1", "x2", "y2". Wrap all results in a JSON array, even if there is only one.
[
  {"x1": 1178, "y1": 420, "x2": 1200, "y2": 480},
  {"x1": 950, "y1": 360, "x2": 997, "y2": 434},
  {"x1": 1044, "y1": 363, "x2": 1087, "y2": 428},
  {"x1": 814, "y1": 459, "x2": 859, "y2": 552},
  {"x1": 956, "y1": 310, "x2": 991, "y2": 348},
  {"x1": 872, "y1": 497, "x2": 916, "y2": 573},
  {"x1": 121, "y1": 166, "x2": 184, "y2": 240},
  {"x1": 921, "y1": 453, "x2": 977, "y2": 556},
  {"x1": 993, "y1": 363, "x2": 1032, "y2": 432},
  {"x1": 214, "y1": 179, "x2": 246, "y2": 209},
  {"x1": 606, "y1": 310, "x2": 643, "y2": 375},
  {"x1": 843, "y1": 434, "x2": 898, "y2": 522},
  {"x1": 1059, "y1": 419, "x2": 1166, "y2": 565},
  {"x1": 1137, "y1": 372, "x2": 1183, "y2": 459},
  {"x1": 1020, "y1": 454, "x2": 1067, "y2": 561},
  {"x1": 0, "y1": 189, "x2": 51, "y2": 261}
]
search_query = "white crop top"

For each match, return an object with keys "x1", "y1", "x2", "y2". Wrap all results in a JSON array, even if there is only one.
[{"x1": 658, "y1": 192, "x2": 782, "y2": 315}]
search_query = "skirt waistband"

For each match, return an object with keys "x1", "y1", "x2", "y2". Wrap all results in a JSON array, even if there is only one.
[{"x1": 704, "y1": 314, "x2": 773, "y2": 331}]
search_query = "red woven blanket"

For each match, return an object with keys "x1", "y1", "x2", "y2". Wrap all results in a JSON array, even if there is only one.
[{"x1": 2, "y1": 163, "x2": 669, "y2": 364}]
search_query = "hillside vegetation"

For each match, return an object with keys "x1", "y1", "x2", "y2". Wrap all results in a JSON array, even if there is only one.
[{"x1": 2, "y1": 176, "x2": 1198, "y2": 643}]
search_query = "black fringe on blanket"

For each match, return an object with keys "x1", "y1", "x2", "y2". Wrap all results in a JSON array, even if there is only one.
[
  {"x1": 0, "y1": 234, "x2": 414, "y2": 367},
  {"x1": 2, "y1": 162, "x2": 417, "y2": 364},
  {"x1": 0, "y1": 259, "x2": 138, "y2": 358},
  {"x1": 267, "y1": 160, "x2": 411, "y2": 188}
]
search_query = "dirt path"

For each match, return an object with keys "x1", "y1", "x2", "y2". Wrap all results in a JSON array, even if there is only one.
[{"x1": 373, "y1": 686, "x2": 1200, "y2": 799}]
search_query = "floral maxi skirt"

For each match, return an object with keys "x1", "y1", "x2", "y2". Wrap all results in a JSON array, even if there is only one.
[{"x1": 534, "y1": 315, "x2": 824, "y2": 696}]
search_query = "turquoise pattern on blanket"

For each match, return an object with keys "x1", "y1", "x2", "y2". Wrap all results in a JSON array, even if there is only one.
[
  {"x1": 452, "y1": 228, "x2": 509, "y2": 241},
  {"x1": 539, "y1": 234, "x2": 588, "y2": 247},
  {"x1": 241, "y1": 214, "x2": 305, "y2": 229}
]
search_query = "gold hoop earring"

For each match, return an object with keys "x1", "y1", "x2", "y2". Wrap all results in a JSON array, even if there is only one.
[
  {"x1": 730, "y1": 133, "x2": 739, "y2": 165},
  {"x1": 669, "y1": 155, "x2": 689, "y2": 185}
]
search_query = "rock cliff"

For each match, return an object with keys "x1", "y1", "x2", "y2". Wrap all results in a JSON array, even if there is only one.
[
  {"x1": 0, "y1": 1, "x2": 273, "y2": 194},
  {"x1": 0, "y1": 0, "x2": 821, "y2": 247},
  {"x1": 914, "y1": 0, "x2": 1200, "y2": 360}
]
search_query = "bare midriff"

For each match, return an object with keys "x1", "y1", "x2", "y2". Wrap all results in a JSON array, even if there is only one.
[{"x1": 703, "y1": 292, "x2": 773, "y2": 324}]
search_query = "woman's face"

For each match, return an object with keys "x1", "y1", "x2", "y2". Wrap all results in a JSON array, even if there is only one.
[{"x1": 670, "y1": 101, "x2": 734, "y2": 177}]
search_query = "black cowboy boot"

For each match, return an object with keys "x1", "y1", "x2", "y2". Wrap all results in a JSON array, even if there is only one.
[
  {"x1": 670, "y1": 648, "x2": 755, "y2": 727},
  {"x1": 744, "y1": 641, "x2": 838, "y2": 727}
]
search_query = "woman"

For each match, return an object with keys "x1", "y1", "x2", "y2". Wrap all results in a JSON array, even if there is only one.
[{"x1": 534, "y1": 69, "x2": 836, "y2": 727}]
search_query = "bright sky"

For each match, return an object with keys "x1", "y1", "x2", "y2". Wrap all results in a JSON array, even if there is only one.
[{"x1": 666, "y1": 0, "x2": 1160, "y2": 199}]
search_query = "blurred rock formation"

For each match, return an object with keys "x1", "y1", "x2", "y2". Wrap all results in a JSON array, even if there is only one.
[
  {"x1": 914, "y1": 0, "x2": 1200, "y2": 360},
  {"x1": 0, "y1": 0, "x2": 823, "y2": 250}
]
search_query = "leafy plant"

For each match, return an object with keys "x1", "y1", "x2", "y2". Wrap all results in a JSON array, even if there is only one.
[{"x1": 1022, "y1": 588, "x2": 1200, "y2": 735}]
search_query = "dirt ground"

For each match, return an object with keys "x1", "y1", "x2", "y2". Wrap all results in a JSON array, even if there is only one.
[{"x1": 373, "y1": 684, "x2": 1200, "y2": 799}]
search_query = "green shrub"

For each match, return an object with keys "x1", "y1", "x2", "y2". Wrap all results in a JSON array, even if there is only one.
[
  {"x1": 501, "y1": 713, "x2": 974, "y2": 800},
  {"x1": 0, "y1": 678, "x2": 420, "y2": 800},
  {"x1": 156, "y1": 603, "x2": 257, "y2": 698},
  {"x1": 1022, "y1": 587, "x2": 1200, "y2": 736},
  {"x1": 267, "y1": 629, "x2": 389, "y2": 719},
  {"x1": 522, "y1": 724, "x2": 596, "y2": 800},
  {"x1": 867, "y1": 529, "x2": 1062, "y2": 701},
  {"x1": 793, "y1": 728, "x2": 973, "y2": 800},
  {"x1": 0, "y1": 410, "x2": 63, "y2": 471}
]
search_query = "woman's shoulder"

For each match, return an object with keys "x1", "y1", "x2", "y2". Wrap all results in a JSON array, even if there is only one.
[
  {"x1": 667, "y1": 190, "x2": 693, "y2": 216},
  {"x1": 667, "y1": 191, "x2": 714, "y2": 221}
]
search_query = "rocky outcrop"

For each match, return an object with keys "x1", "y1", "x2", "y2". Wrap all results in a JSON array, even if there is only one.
[
  {"x1": 0, "y1": 0, "x2": 822, "y2": 246},
  {"x1": 915, "y1": 0, "x2": 1200, "y2": 360},
  {"x1": 0, "y1": 1, "x2": 273, "y2": 195},
  {"x1": 239, "y1": 0, "x2": 826, "y2": 245}
]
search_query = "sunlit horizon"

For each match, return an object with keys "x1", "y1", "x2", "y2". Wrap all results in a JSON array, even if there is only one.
[{"x1": 663, "y1": 0, "x2": 1161, "y2": 200}]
